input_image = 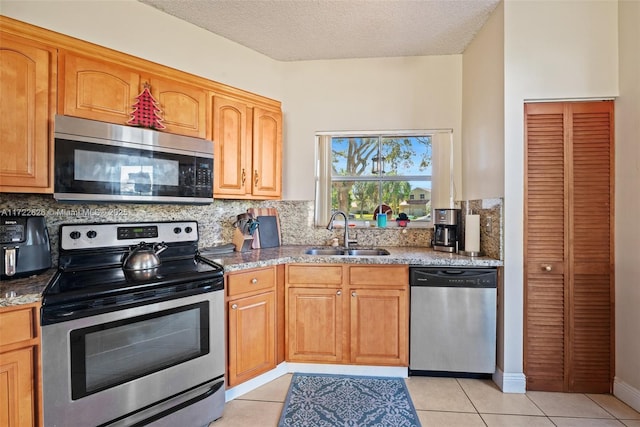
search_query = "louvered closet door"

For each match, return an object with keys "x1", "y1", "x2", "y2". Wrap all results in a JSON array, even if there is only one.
[
  {"x1": 524, "y1": 102, "x2": 568, "y2": 392},
  {"x1": 524, "y1": 101, "x2": 614, "y2": 393},
  {"x1": 568, "y1": 102, "x2": 614, "y2": 393}
]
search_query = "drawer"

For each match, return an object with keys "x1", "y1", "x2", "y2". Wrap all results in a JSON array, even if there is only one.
[
  {"x1": 349, "y1": 265, "x2": 408, "y2": 286},
  {"x1": 0, "y1": 305, "x2": 36, "y2": 347},
  {"x1": 227, "y1": 266, "x2": 275, "y2": 297},
  {"x1": 287, "y1": 264, "x2": 344, "y2": 287}
]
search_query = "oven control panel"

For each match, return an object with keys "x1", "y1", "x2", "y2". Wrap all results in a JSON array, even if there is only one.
[{"x1": 60, "y1": 221, "x2": 199, "y2": 250}]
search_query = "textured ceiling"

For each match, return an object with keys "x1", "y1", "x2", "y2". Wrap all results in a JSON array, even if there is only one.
[{"x1": 138, "y1": 0, "x2": 500, "y2": 61}]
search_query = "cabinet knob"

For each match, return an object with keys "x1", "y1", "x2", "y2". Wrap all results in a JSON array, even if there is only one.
[
  {"x1": 251, "y1": 278, "x2": 258, "y2": 284},
  {"x1": 231, "y1": 304, "x2": 238, "y2": 309},
  {"x1": 352, "y1": 291, "x2": 357, "y2": 297},
  {"x1": 336, "y1": 290, "x2": 341, "y2": 296},
  {"x1": 542, "y1": 265, "x2": 552, "y2": 272}
]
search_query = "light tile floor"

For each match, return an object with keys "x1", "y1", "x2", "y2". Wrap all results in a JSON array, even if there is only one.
[{"x1": 210, "y1": 374, "x2": 640, "y2": 426}]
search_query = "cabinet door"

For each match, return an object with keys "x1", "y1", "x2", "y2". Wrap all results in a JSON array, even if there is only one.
[
  {"x1": 228, "y1": 292, "x2": 275, "y2": 387},
  {"x1": 149, "y1": 77, "x2": 207, "y2": 138},
  {"x1": 287, "y1": 287, "x2": 343, "y2": 362},
  {"x1": 212, "y1": 95, "x2": 251, "y2": 197},
  {"x1": 251, "y1": 107, "x2": 282, "y2": 198},
  {"x1": 349, "y1": 288, "x2": 408, "y2": 366},
  {"x1": 0, "y1": 34, "x2": 54, "y2": 192},
  {"x1": 0, "y1": 347, "x2": 35, "y2": 427},
  {"x1": 60, "y1": 52, "x2": 140, "y2": 124}
]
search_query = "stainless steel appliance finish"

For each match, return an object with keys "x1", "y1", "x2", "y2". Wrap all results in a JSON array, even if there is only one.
[
  {"x1": 54, "y1": 115, "x2": 214, "y2": 204},
  {"x1": 432, "y1": 208, "x2": 461, "y2": 253},
  {"x1": 41, "y1": 221, "x2": 225, "y2": 427},
  {"x1": 409, "y1": 267, "x2": 497, "y2": 375},
  {"x1": 0, "y1": 216, "x2": 51, "y2": 279}
]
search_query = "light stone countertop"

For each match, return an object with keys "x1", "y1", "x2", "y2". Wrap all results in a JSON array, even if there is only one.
[
  {"x1": 202, "y1": 245, "x2": 502, "y2": 272},
  {"x1": 0, "y1": 245, "x2": 502, "y2": 307}
]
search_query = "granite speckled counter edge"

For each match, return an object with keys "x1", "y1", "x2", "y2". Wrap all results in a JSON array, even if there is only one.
[{"x1": 0, "y1": 246, "x2": 502, "y2": 307}]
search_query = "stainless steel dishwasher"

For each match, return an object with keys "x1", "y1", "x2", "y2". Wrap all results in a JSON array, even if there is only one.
[{"x1": 409, "y1": 267, "x2": 497, "y2": 376}]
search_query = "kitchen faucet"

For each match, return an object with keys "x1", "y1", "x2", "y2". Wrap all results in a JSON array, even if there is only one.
[{"x1": 326, "y1": 211, "x2": 350, "y2": 248}]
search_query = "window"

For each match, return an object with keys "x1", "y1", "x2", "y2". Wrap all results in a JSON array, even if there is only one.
[{"x1": 315, "y1": 130, "x2": 453, "y2": 227}]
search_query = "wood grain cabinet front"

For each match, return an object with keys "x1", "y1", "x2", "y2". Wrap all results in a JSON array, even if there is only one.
[
  {"x1": 226, "y1": 267, "x2": 277, "y2": 387},
  {"x1": 285, "y1": 264, "x2": 408, "y2": 366},
  {"x1": 0, "y1": 303, "x2": 42, "y2": 427},
  {"x1": 59, "y1": 52, "x2": 208, "y2": 138},
  {"x1": 212, "y1": 94, "x2": 282, "y2": 199},
  {"x1": 0, "y1": 33, "x2": 55, "y2": 193}
]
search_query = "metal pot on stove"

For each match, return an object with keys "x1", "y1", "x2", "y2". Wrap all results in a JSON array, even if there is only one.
[{"x1": 122, "y1": 242, "x2": 167, "y2": 279}]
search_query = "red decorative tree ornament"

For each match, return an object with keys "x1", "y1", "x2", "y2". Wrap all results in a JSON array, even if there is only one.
[{"x1": 127, "y1": 83, "x2": 166, "y2": 130}]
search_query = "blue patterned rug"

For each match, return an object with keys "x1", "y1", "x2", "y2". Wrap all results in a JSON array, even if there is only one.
[{"x1": 278, "y1": 373, "x2": 421, "y2": 426}]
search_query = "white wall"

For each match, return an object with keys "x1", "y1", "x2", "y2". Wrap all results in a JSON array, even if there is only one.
[
  {"x1": 0, "y1": 0, "x2": 284, "y2": 105},
  {"x1": 502, "y1": 0, "x2": 619, "y2": 392},
  {"x1": 614, "y1": 0, "x2": 640, "y2": 412},
  {"x1": 281, "y1": 55, "x2": 463, "y2": 200},
  {"x1": 462, "y1": 2, "x2": 504, "y2": 201}
]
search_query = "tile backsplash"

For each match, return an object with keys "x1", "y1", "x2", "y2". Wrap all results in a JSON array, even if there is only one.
[{"x1": 0, "y1": 194, "x2": 502, "y2": 263}]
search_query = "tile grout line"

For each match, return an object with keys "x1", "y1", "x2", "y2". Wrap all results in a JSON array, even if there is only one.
[{"x1": 454, "y1": 378, "x2": 490, "y2": 427}]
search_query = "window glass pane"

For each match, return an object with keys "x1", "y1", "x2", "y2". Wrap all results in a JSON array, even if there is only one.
[
  {"x1": 329, "y1": 135, "x2": 433, "y2": 223},
  {"x1": 331, "y1": 137, "x2": 379, "y2": 177}
]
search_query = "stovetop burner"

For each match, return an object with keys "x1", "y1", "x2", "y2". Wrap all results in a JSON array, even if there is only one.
[{"x1": 41, "y1": 220, "x2": 224, "y2": 325}]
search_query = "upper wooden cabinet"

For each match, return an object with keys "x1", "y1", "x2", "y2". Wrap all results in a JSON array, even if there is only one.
[
  {"x1": 212, "y1": 94, "x2": 282, "y2": 199},
  {"x1": 59, "y1": 52, "x2": 140, "y2": 125},
  {"x1": 0, "y1": 33, "x2": 55, "y2": 193},
  {"x1": 148, "y1": 77, "x2": 208, "y2": 139},
  {"x1": 251, "y1": 107, "x2": 282, "y2": 198},
  {"x1": 1, "y1": 16, "x2": 281, "y2": 199},
  {"x1": 59, "y1": 52, "x2": 208, "y2": 138}
]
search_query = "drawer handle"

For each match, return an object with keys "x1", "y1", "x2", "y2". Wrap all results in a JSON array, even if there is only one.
[
  {"x1": 231, "y1": 304, "x2": 238, "y2": 310},
  {"x1": 542, "y1": 265, "x2": 552, "y2": 272},
  {"x1": 352, "y1": 291, "x2": 357, "y2": 297},
  {"x1": 336, "y1": 290, "x2": 341, "y2": 296},
  {"x1": 251, "y1": 278, "x2": 258, "y2": 284}
]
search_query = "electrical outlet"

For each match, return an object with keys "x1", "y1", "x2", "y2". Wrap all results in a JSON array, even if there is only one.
[{"x1": 486, "y1": 217, "x2": 493, "y2": 234}]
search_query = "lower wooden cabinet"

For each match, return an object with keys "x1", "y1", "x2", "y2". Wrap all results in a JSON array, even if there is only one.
[
  {"x1": 286, "y1": 264, "x2": 408, "y2": 366},
  {"x1": 287, "y1": 287, "x2": 344, "y2": 362},
  {"x1": 0, "y1": 303, "x2": 42, "y2": 427},
  {"x1": 226, "y1": 267, "x2": 276, "y2": 387}
]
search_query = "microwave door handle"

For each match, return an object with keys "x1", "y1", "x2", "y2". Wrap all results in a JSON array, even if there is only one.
[{"x1": 3, "y1": 246, "x2": 17, "y2": 277}]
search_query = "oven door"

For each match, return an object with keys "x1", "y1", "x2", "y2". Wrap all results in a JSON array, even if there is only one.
[{"x1": 42, "y1": 290, "x2": 224, "y2": 427}]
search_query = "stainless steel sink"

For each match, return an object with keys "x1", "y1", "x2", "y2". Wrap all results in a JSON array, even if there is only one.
[
  {"x1": 304, "y1": 247, "x2": 390, "y2": 256},
  {"x1": 304, "y1": 248, "x2": 346, "y2": 255},
  {"x1": 346, "y1": 248, "x2": 390, "y2": 256}
]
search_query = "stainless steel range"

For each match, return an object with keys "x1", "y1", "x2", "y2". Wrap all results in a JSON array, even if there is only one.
[{"x1": 41, "y1": 221, "x2": 225, "y2": 427}]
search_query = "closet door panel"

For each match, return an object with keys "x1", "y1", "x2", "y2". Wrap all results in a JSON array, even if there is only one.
[
  {"x1": 524, "y1": 103, "x2": 568, "y2": 391},
  {"x1": 568, "y1": 102, "x2": 613, "y2": 393}
]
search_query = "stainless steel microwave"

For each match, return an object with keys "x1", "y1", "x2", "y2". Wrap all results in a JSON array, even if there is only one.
[{"x1": 54, "y1": 115, "x2": 213, "y2": 204}]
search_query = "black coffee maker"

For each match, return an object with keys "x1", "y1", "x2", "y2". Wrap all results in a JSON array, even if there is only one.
[
  {"x1": 1, "y1": 216, "x2": 51, "y2": 279},
  {"x1": 432, "y1": 208, "x2": 462, "y2": 253}
]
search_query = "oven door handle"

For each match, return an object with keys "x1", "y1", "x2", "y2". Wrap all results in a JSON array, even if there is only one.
[{"x1": 49, "y1": 309, "x2": 77, "y2": 318}]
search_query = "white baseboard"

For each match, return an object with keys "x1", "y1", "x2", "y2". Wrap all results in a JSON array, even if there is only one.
[
  {"x1": 493, "y1": 367, "x2": 526, "y2": 393},
  {"x1": 225, "y1": 363, "x2": 408, "y2": 401},
  {"x1": 224, "y1": 363, "x2": 289, "y2": 402},
  {"x1": 614, "y1": 377, "x2": 640, "y2": 413},
  {"x1": 286, "y1": 362, "x2": 408, "y2": 378}
]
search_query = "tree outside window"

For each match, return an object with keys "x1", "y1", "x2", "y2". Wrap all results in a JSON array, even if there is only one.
[{"x1": 327, "y1": 134, "x2": 433, "y2": 223}]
